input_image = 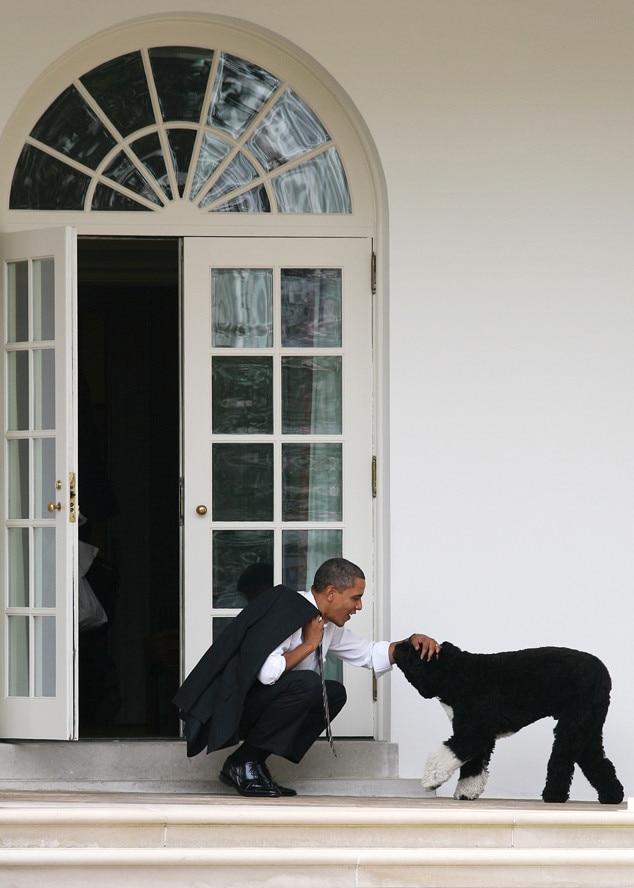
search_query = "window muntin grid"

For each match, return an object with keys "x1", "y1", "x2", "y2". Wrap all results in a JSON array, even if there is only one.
[{"x1": 10, "y1": 47, "x2": 351, "y2": 214}]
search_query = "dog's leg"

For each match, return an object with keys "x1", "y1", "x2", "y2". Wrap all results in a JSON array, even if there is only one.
[
  {"x1": 575, "y1": 733, "x2": 624, "y2": 805},
  {"x1": 542, "y1": 713, "x2": 577, "y2": 803},
  {"x1": 422, "y1": 741, "x2": 463, "y2": 792},
  {"x1": 424, "y1": 711, "x2": 497, "y2": 795},
  {"x1": 545, "y1": 700, "x2": 624, "y2": 805},
  {"x1": 454, "y1": 744, "x2": 494, "y2": 800},
  {"x1": 570, "y1": 689, "x2": 624, "y2": 804}
]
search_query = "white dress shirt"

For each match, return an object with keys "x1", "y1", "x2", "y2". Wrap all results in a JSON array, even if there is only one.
[{"x1": 257, "y1": 590, "x2": 392, "y2": 685}]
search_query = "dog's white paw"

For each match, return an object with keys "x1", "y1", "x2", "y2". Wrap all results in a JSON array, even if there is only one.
[
  {"x1": 422, "y1": 744, "x2": 462, "y2": 791},
  {"x1": 454, "y1": 771, "x2": 488, "y2": 800}
]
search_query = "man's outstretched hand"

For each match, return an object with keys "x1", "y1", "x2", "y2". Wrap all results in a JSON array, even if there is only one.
[
  {"x1": 409, "y1": 634, "x2": 441, "y2": 661},
  {"x1": 389, "y1": 633, "x2": 441, "y2": 664}
]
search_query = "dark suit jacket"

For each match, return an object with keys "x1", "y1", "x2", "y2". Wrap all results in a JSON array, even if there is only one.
[{"x1": 173, "y1": 585, "x2": 318, "y2": 757}]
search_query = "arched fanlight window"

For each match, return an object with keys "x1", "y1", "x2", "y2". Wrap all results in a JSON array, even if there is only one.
[{"x1": 9, "y1": 47, "x2": 351, "y2": 214}]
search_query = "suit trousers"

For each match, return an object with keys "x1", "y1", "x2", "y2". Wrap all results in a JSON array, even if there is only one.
[{"x1": 238, "y1": 670, "x2": 347, "y2": 763}]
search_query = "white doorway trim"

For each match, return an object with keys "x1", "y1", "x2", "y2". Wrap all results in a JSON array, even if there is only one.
[{"x1": 0, "y1": 12, "x2": 391, "y2": 740}]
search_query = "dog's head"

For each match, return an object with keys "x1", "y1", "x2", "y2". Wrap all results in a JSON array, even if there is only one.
[{"x1": 393, "y1": 640, "x2": 458, "y2": 699}]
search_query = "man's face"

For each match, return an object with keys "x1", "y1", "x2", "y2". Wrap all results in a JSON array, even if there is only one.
[{"x1": 322, "y1": 577, "x2": 365, "y2": 626}]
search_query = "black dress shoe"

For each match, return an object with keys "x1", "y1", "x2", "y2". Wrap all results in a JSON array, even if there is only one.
[
  {"x1": 219, "y1": 760, "x2": 281, "y2": 797},
  {"x1": 259, "y1": 761, "x2": 298, "y2": 797}
]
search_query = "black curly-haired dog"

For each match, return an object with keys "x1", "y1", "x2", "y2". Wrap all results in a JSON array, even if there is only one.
[{"x1": 393, "y1": 641, "x2": 624, "y2": 804}]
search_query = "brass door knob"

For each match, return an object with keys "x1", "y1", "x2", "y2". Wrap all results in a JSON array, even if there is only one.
[
  {"x1": 195, "y1": 504, "x2": 208, "y2": 515},
  {"x1": 48, "y1": 501, "x2": 62, "y2": 512}
]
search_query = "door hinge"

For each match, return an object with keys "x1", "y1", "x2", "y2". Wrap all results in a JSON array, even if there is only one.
[
  {"x1": 370, "y1": 251, "x2": 377, "y2": 295},
  {"x1": 372, "y1": 672, "x2": 378, "y2": 702},
  {"x1": 371, "y1": 455, "x2": 377, "y2": 499}
]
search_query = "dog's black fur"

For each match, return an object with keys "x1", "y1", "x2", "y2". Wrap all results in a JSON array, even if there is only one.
[{"x1": 393, "y1": 641, "x2": 624, "y2": 804}]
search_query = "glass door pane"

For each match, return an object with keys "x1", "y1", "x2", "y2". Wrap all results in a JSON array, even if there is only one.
[
  {"x1": 209, "y1": 264, "x2": 345, "y2": 610},
  {"x1": 5, "y1": 253, "x2": 58, "y2": 699}
]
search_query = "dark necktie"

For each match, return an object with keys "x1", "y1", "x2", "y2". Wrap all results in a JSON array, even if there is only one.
[{"x1": 316, "y1": 641, "x2": 336, "y2": 756}]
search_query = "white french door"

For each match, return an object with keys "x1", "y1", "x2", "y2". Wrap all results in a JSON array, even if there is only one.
[
  {"x1": 0, "y1": 231, "x2": 375, "y2": 740},
  {"x1": 182, "y1": 237, "x2": 375, "y2": 736},
  {"x1": 0, "y1": 227, "x2": 77, "y2": 740}
]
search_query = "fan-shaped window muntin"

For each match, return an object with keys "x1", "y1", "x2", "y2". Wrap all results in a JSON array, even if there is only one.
[{"x1": 10, "y1": 47, "x2": 351, "y2": 214}]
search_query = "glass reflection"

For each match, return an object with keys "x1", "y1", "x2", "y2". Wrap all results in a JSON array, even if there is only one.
[
  {"x1": 7, "y1": 262, "x2": 28, "y2": 343},
  {"x1": 10, "y1": 144, "x2": 91, "y2": 211},
  {"x1": 212, "y1": 357, "x2": 273, "y2": 434},
  {"x1": 30, "y1": 85, "x2": 116, "y2": 169},
  {"x1": 149, "y1": 46, "x2": 213, "y2": 123},
  {"x1": 8, "y1": 616, "x2": 29, "y2": 697},
  {"x1": 103, "y1": 152, "x2": 162, "y2": 205},
  {"x1": 131, "y1": 132, "x2": 173, "y2": 201},
  {"x1": 34, "y1": 527, "x2": 56, "y2": 607},
  {"x1": 282, "y1": 357, "x2": 342, "y2": 434},
  {"x1": 91, "y1": 184, "x2": 152, "y2": 211},
  {"x1": 282, "y1": 443, "x2": 342, "y2": 521},
  {"x1": 282, "y1": 529, "x2": 342, "y2": 591},
  {"x1": 273, "y1": 147, "x2": 351, "y2": 213},
  {"x1": 81, "y1": 51, "x2": 154, "y2": 136},
  {"x1": 212, "y1": 444, "x2": 274, "y2": 521},
  {"x1": 8, "y1": 439, "x2": 29, "y2": 519},
  {"x1": 33, "y1": 258, "x2": 55, "y2": 341},
  {"x1": 211, "y1": 185, "x2": 271, "y2": 213},
  {"x1": 34, "y1": 438, "x2": 56, "y2": 519},
  {"x1": 213, "y1": 530, "x2": 274, "y2": 607},
  {"x1": 166, "y1": 129, "x2": 197, "y2": 196},
  {"x1": 34, "y1": 616, "x2": 56, "y2": 697},
  {"x1": 281, "y1": 269, "x2": 342, "y2": 347},
  {"x1": 212, "y1": 268, "x2": 273, "y2": 347},
  {"x1": 208, "y1": 52, "x2": 280, "y2": 139},
  {"x1": 199, "y1": 152, "x2": 258, "y2": 206},
  {"x1": 246, "y1": 88, "x2": 329, "y2": 172},
  {"x1": 7, "y1": 351, "x2": 29, "y2": 431},
  {"x1": 190, "y1": 132, "x2": 231, "y2": 199},
  {"x1": 8, "y1": 527, "x2": 29, "y2": 607},
  {"x1": 34, "y1": 349, "x2": 55, "y2": 430}
]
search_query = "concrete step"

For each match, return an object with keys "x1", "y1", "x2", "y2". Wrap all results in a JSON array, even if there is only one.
[
  {"x1": 0, "y1": 796, "x2": 632, "y2": 887},
  {"x1": 1, "y1": 743, "x2": 633, "y2": 886},
  {"x1": 0, "y1": 738, "x2": 430, "y2": 796}
]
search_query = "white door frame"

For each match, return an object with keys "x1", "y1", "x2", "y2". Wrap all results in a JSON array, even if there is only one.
[
  {"x1": 182, "y1": 235, "x2": 375, "y2": 736},
  {"x1": 0, "y1": 12, "x2": 390, "y2": 743},
  {"x1": 0, "y1": 226, "x2": 78, "y2": 740}
]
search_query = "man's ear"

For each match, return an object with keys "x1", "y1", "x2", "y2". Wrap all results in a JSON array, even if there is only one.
[{"x1": 325, "y1": 584, "x2": 337, "y2": 600}]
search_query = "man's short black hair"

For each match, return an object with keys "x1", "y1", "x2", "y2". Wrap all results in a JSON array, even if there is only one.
[{"x1": 312, "y1": 558, "x2": 365, "y2": 592}]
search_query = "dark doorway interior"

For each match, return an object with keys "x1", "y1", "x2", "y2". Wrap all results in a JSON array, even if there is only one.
[{"x1": 77, "y1": 237, "x2": 180, "y2": 738}]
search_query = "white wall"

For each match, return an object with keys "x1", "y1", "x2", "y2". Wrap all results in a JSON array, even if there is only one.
[
  {"x1": 2, "y1": 0, "x2": 633, "y2": 801},
  {"x1": 383, "y1": 1, "x2": 634, "y2": 800}
]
